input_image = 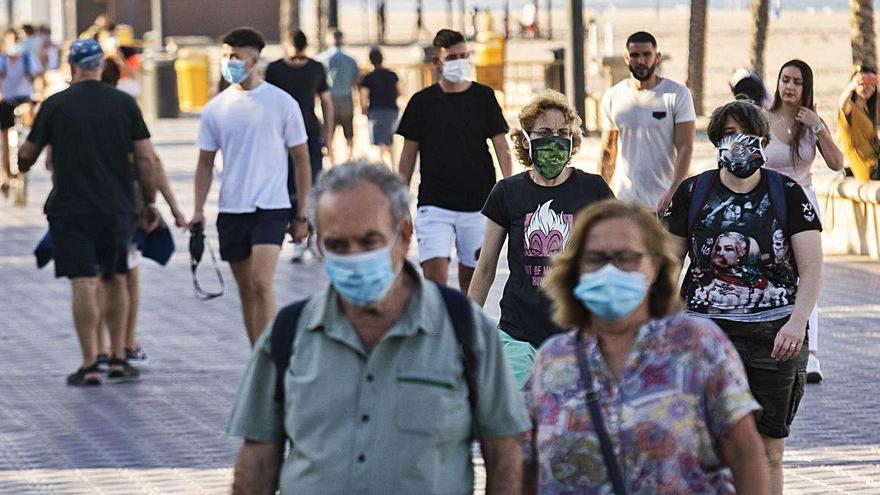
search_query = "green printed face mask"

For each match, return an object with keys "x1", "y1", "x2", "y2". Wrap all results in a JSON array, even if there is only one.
[{"x1": 525, "y1": 131, "x2": 572, "y2": 179}]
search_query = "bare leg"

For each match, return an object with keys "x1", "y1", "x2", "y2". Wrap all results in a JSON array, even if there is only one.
[
  {"x1": 101, "y1": 274, "x2": 130, "y2": 361},
  {"x1": 125, "y1": 266, "x2": 140, "y2": 349},
  {"x1": 1, "y1": 127, "x2": 10, "y2": 196},
  {"x1": 421, "y1": 257, "x2": 450, "y2": 286},
  {"x1": 761, "y1": 435, "x2": 786, "y2": 495},
  {"x1": 230, "y1": 245, "x2": 281, "y2": 345},
  {"x1": 458, "y1": 263, "x2": 475, "y2": 295},
  {"x1": 71, "y1": 277, "x2": 101, "y2": 369}
]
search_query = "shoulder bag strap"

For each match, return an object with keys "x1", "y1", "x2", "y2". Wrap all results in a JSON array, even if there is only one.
[{"x1": 575, "y1": 331, "x2": 628, "y2": 495}]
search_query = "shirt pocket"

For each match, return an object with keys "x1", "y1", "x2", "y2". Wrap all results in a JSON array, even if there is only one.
[
  {"x1": 648, "y1": 109, "x2": 670, "y2": 126},
  {"x1": 395, "y1": 369, "x2": 469, "y2": 437}
]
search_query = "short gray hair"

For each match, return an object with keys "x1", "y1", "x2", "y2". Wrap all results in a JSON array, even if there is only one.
[{"x1": 307, "y1": 161, "x2": 412, "y2": 231}]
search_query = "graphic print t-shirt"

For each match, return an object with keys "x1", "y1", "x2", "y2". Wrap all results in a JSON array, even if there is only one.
[
  {"x1": 482, "y1": 169, "x2": 613, "y2": 345},
  {"x1": 664, "y1": 171, "x2": 822, "y2": 322}
]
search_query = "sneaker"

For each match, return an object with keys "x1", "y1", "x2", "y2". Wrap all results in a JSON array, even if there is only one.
[
  {"x1": 67, "y1": 363, "x2": 102, "y2": 386},
  {"x1": 95, "y1": 352, "x2": 110, "y2": 372},
  {"x1": 125, "y1": 346, "x2": 149, "y2": 366},
  {"x1": 106, "y1": 357, "x2": 140, "y2": 383},
  {"x1": 807, "y1": 353, "x2": 823, "y2": 383},
  {"x1": 290, "y1": 241, "x2": 307, "y2": 263}
]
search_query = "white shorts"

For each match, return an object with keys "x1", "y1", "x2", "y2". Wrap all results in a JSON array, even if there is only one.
[
  {"x1": 127, "y1": 242, "x2": 141, "y2": 270},
  {"x1": 414, "y1": 206, "x2": 485, "y2": 268}
]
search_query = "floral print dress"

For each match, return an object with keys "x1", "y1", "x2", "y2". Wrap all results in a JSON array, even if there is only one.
[{"x1": 523, "y1": 314, "x2": 759, "y2": 494}]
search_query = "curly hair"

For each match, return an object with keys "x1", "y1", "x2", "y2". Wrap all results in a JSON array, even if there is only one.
[
  {"x1": 542, "y1": 200, "x2": 682, "y2": 330},
  {"x1": 510, "y1": 90, "x2": 583, "y2": 168}
]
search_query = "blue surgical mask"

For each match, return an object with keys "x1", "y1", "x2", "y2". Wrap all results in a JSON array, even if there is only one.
[
  {"x1": 573, "y1": 264, "x2": 647, "y2": 321},
  {"x1": 323, "y1": 244, "x2": 398, "y2": 307},
  {"x1": 221, "y1": 58, "x2": 248, "y2": 84}
]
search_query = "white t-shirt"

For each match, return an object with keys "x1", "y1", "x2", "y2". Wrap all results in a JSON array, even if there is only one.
[
  {"x1": 0, "y1": 53, "x2": 41, "y2": 99},
  {"x1": 600, "y1": 77, "x2": 696, "y2": 208},
  {"x1": 197, "y1": 82, "x2": 308, "y2": 213}
]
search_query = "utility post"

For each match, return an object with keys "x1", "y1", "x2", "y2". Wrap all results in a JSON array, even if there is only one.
[
  {"x1": 328, "y1": 0, "x2": 339, "y2": 30},
  {"x1": 566, "y1": 0, "x2": 587, "y2": 133}
]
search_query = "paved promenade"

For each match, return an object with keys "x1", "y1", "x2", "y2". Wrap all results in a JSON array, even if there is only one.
[{"x1": 0, "y1": 118, "x2": 878, "y2": 493}]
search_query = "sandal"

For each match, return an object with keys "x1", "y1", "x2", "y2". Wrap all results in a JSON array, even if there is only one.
[
  {"x1": 67, "y1": 363, "x2": 102, "y2": 386},
  {"x1": 107, "y1": 356, "x2": 140, "y2": 383}
]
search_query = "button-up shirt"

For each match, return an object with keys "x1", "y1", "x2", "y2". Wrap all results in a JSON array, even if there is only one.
[
  {"x1": 523, "y1": 315, "x2": 759, "y2": 494},
  {"x1": 228, "y1": 262, "x2": 529, "y2": 495}
]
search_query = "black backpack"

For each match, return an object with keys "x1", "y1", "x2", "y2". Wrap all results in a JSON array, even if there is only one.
[{"x1": 270, "y1": 282, "x2": 479, "y2": 436}]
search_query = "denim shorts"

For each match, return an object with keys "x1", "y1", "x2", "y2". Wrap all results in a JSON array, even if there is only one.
[
  {"x1": 713, "y1": 316, "x2": 809, "y2": 438},
  {"x1": 368, "y1": 108, "x2": 398, "y2": 146}
]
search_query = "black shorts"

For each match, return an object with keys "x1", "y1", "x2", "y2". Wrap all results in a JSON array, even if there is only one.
[
  {"x1": 48, "y1": 213, "x2": 136, "y2": 279},
  {"x1": 217, "y1": 208, "x2": 290, "y2": 262},
  {"x1": 713, "y1": 316, "x2": 809, "y2": 439},
  {"x1": 0, "y1": 97, "x2": 30, "y2": 130}
]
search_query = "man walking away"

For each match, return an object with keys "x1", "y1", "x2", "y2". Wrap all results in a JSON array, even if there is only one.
[
  {"x1": 397, "y1": 29, "x2": 512, "y2": 294},
  {"x1": 228, "y1": 162, "x2": 528, "y2": 495},
  {"x1": 599, "y1": 31, "x2": 695, "y2": 212},
  {"x1": 359, "y1": 46, "x2": 400, "y2": 168},
  {"x1": 190, "y1": 28, "x2": 311, "y2": 345},
  {"x1": 318, "y1": 31, "x2": 360, "y2": 162},
  {"x1": 17, "y1": 39, "x2": 159, "y2": 385}
]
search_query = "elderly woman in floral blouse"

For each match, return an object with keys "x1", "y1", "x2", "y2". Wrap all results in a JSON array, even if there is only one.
[{"x1": 524, "y1": 200, "x2": 769, "y2": 494}]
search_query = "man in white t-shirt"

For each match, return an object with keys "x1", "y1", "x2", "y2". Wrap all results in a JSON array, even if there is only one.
[
  {"x1": 599, "y1": 31, "x2": 695, "y2": 212},
  {"x1": 190, "y1": 28, "x2": 311, "y2": 346}
]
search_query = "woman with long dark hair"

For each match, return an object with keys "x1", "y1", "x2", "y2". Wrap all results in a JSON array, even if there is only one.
[
  {"x1": 765, "y1": 59, "x2": 843, "y2": 383},
  {"x1": 838, "y1": 66, "x2": 878, "y2": 183}
]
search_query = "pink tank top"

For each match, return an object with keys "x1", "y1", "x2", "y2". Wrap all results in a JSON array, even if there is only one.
[{"x1": 764, "y1": 129, "x2": 817, "y2": 191}]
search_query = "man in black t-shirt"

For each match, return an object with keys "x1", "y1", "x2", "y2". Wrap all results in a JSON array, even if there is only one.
[
  {"x1": 17, "y1": 39, "x2": 160, "y2": 386},
  {"x1": 397, "y1": 29, "x2": 512, "y2": 294}
]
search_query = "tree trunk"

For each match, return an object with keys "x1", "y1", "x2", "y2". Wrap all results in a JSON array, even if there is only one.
[
  {"x1": 686, "y1": 0, "x2": 708, "y2": 116},
  {"x1": 851, "y1": 0, "x2": 877, "y2": 69},
  {"x1": 750, "y1": 0, "x2": 769, "y2": 81},
  {"x1": 279, "y1": 0, "x2": 300, "y2": 47}
]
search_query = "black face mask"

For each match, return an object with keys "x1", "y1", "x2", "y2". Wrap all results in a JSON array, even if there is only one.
[
  {"x1": 189, "y1": 223, "x2": 225, "y2": 301},
  {"x1": 717, "y1": 133, "x2": 767, "y2": 179}
]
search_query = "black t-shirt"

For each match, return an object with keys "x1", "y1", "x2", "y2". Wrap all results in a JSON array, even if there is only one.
[
  {"x1": 265, "y1": 57, "x2": 329, "y2": 139},
  {"x1": 482, "y1": 169, "x2": 614, "y2": 345},
  {"x1": 360, "y1": 68, "x2": 399, "y2": 111},
  {"x1": 28, "y1": 80, "x2": 150, "y2": 215},
  {"x1": 663, "y1": 171, "x2": 822, "y2": 322},
  {"x1": 396, "y1": 82, "x2": 509, "y2": 212}
]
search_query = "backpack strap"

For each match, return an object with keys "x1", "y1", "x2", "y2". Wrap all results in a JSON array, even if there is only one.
[
  {"x1": 687, "y1": 169, "x2": 720, "y2": 237},
  {"x1": 434, "y1": 283, "x2": 480, "y2": 438},
  {"x1": 763, "y1": 169, "x2": 788, "y2": 233},
  {"x1": 271, "y1": 299, "x2": 310, "y2": 406}
]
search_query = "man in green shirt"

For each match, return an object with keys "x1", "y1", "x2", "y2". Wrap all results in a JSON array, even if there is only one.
[{"x1": 228, "y1": 162, "x2": 529, "y2": 494}]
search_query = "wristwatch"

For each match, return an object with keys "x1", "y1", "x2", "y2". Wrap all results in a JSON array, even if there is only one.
[{"x1": 810, "y1": 121, "x2": 826, "y2": 135}]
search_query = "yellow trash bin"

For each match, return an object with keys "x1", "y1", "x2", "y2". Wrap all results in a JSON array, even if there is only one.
[
  {"x1": 175, "y1": 49, "x2": 210, "y2": 113},
  {"x1": 473, "y1": 31, "x2": 505, "y2": 91}
]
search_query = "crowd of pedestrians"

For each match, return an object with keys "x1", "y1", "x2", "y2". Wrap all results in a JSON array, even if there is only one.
[{"x1": 10, "y1": 21, "x2": 874, "y2": 495}]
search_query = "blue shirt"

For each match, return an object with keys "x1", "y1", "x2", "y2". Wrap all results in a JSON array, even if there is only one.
[{"x1": 318, "y1": 48, "x2": 360, "y2": 97}]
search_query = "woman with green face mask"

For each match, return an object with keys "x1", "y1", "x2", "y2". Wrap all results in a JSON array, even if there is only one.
[{"x1": 467, "y1": 90, "x2": 614, "y2": 386}]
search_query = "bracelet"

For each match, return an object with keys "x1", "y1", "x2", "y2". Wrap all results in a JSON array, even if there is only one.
[
  {"x1": 810, "y1": 121, "x2": 825, "y2": 135},
  {"x1": 146, "y1": 202, "x2": 158, "y2": 208}
]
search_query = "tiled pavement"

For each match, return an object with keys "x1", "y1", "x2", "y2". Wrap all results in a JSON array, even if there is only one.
[{"x1": 1, "y1": 118, "x2": 879, "y2": 493}]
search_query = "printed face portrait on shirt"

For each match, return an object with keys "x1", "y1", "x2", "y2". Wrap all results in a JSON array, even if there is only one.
[{"x1": 711, "y1": 233, "x2": 747, "y2": 270}]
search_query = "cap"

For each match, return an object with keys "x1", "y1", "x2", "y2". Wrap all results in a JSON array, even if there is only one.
[{"x1": 68, "y1": 38, "x2": 104, "y2": 69}]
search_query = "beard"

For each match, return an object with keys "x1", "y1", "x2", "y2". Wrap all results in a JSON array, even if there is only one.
[{"x1": 628, "y1": 60, "x2": 658, "y2": 81}]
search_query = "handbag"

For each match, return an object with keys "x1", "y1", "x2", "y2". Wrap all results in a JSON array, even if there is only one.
[{"x1": 575, "y1": 332, "x2": 628, "y2": 495}]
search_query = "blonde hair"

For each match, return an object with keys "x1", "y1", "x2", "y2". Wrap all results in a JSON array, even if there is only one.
[
  {"x1": 543, "y1": 200, "x2": 682, "y2": 330},
  {"x1": 510, "y1": 90, "x2": 583, "y2": 168}
]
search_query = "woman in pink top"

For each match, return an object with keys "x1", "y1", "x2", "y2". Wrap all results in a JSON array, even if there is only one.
[{"x1": 765, "y1": 59, "x2": 844, "y2": 384}]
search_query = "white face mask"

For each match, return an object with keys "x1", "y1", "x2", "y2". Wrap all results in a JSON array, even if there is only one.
[{"x1": 442, "y1": 58, "x2": 470, "y2": 84}]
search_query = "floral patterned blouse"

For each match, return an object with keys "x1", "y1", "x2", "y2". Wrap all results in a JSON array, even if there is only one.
[{"x1": 523, "y1": 314, "x2": 759, "y2": 494}]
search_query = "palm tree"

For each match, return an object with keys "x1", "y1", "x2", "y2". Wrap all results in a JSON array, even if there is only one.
[
  {"x1": 750, "y1": 0, "x2": 769, "y2": 81},
  {"x1": 280, "y1": 0, "x2": 300, "y2": 47},
  {"x1": 686, "y1": 0, "x2": 708, "y2": 115},
  {"x1": 851, "y1": 0, "x2": 877, "y2": 69}
]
